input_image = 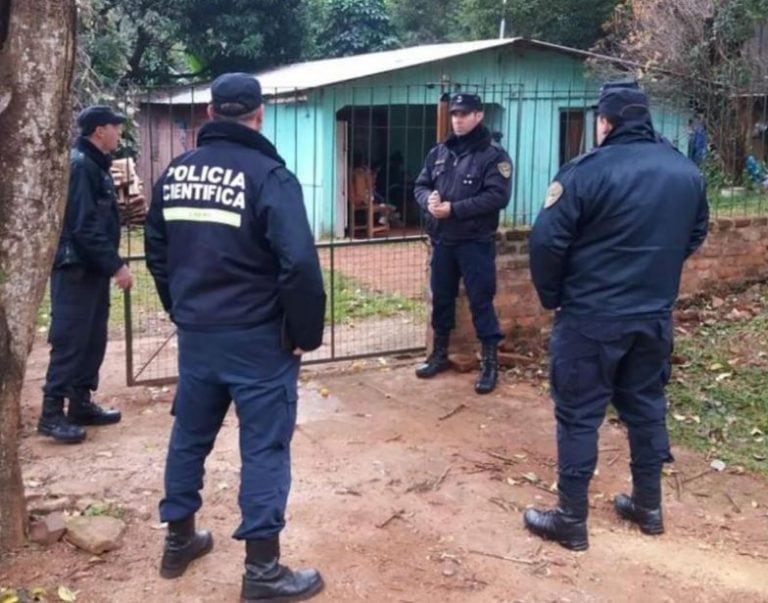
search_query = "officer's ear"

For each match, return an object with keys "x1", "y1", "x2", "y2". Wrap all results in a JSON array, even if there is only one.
[{"x1": 206, "y1": 104, "x2": 216, "y2": 121}]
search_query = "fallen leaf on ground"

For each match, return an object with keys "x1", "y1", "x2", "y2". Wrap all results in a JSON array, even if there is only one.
[
  {"x1": 57, "y1": 586, "x2": 77, "y2": 602},
  {"x1": 711, "y1": 460, "x2": 727, "y2": 472}
]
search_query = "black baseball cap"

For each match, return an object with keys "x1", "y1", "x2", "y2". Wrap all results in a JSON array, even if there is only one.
[
  {"x1": 597, "y1": 79, "x2": 650, "y2": 122},
  {"x1": 77, "y1": 105, "x2": 126, "y2": 135},
  {"x1": 211, "y1": 72, "x2": 263, "y2": 117},
  {"x1": 449, "y1": 93, "x2": 483, "y2": 113}
]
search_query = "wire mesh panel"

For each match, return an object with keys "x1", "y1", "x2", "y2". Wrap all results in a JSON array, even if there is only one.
[{"x1": 305, "y1": 236, "x2": 428, "y2": 365}]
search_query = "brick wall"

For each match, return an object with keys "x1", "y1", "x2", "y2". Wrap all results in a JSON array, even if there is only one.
[{"x1": 447, "y1": 217, "x2": 768, "y2": 361}]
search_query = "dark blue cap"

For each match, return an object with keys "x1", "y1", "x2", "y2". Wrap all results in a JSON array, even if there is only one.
[
  {"x1": 449, "y1": 93, "x2": 483, "y2": 113},
  {"x1": 597, "y1": 80, "x2": 650, "y2": 122},
  {"x1": 211, "y1": 72, "x2": 262, "y2": 117},
  {"x1": 77, "y1": 105, "x2": 125, "y2": 135}
]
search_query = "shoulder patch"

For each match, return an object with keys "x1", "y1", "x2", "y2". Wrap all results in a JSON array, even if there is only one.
[
  {"x1": 545, "y1": 181, "x2": 564, "y2": 208},
  {"x1": 497, "y1": 161, "x2": 512, "y2": 179}
]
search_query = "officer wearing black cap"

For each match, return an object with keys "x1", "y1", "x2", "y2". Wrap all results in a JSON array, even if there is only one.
[
  {"x1": 145, "y1": 73, "x2": 326, "y2": 601},
  {"x1": 38, "y1": 105, "x2": 132, "y2": 444},
  {"x1": 524, "y1": 81, "x2": 709, "y2": 550},
  {"x1": 414, "y1": 92, "x2": 513, "y2": 394}
]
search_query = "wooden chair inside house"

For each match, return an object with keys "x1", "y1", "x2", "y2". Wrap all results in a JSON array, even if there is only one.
[{"x1": 348, "y1": 165, "x2": 390, "y2": 239}]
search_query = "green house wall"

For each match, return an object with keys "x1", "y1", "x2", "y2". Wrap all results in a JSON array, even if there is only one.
[{"x1": 260, "y1": 46, "x2": 691, "y2": 238}]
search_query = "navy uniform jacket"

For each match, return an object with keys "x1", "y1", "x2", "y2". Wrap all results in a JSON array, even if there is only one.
[
  {"x1": 414, "y1": 125, "x2": 512, "y2": 242},
  {"x1": 54, "y1": 138, "x2": 123, "y2": 276},
  {"x1": 529, "y1": 115, "x2": 709, "y2": 318},
  {"x1": 144, "y1": 121, "x2": 326, "y2": 352}
]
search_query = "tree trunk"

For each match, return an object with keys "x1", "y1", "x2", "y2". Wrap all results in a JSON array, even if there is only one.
[{"x1": 0, "y1": 0, "x2": 76, "y2": 552}]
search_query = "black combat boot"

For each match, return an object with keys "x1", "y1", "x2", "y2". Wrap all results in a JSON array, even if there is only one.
[
  {"x1": 159, "y1": 515, "x2": 214, "y2": 579},
  {"x1": 37, "y1": 397, "x2": 86, "y2": 444},
  {"x1": 241, "y1": 536, "x2": 324, "y2": 602},
  {"x1": 67, "y1": 388, "x2": 121, "y2": 426},
  {"x1": 614, "y1": 493, "x2": 664, "y2": 535},
  {"x1": 523, "y1": 493, "x2": 589, "y2": 551},
  {"x1": 474, "y1": 341, "x2": 499, "y2": 394},
  {"x1": 415, "y1": 333, "x2": 450, "y2": 379}
]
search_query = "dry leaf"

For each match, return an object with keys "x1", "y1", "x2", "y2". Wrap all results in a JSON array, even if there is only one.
[
  {"x1": 522, "y1": 472, "x2": 539, "y2": 483},
  {"x1": 710, "y1": 459, "x2": 726, "y2": 472},
  {"x1": 57, "y1": 586, "x2": 77, "y2": 602}
]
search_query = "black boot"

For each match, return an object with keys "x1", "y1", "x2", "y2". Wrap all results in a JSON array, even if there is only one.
[
  {"x1": 614, "y1": 493, "x2": 664, "y2": 535},
  {"x1": 241, "y1": 536, "x2": 324, "y2": 602},
  {"x1": 37, "y1": 397, "x2": 86, "y2": 444},
  {"x1": 523, "y1": 494, "x2": 589, "y2": 551},
  {"x1": 415, "y1": 333, "x2": 450, "y2": 379},
  {"x1": 160, "y1": 515, "x2": 214, "y2": 579},
  {"x1": 475, "y1": 342, "x2": 499, "y2": 394},
  {"x1": 67, "y1": 389, "x2": 121, "y2": 426}
]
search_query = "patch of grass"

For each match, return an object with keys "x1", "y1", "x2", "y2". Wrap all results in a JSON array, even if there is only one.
[
  {"x1": 324, "y1": 271, "x2": 425, "y2": 324},
  {"x1": 82, "y1": 501, "x2": 124, "y2": 519},
  {"x1": 667, "y1": 305, "x2": 768, "y2": 475}
]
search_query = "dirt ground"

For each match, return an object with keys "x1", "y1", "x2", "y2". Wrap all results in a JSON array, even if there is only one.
[{"x1": 2, "y1": 339, "x2": 768, "y2": 603}]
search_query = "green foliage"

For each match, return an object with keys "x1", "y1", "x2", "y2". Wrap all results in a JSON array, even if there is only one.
[
  {"x1": 76, "y1": 0, "x2": 307, "y2": 97},
  {"x1": 386, "y1": 0, "x2": 620, "y2": 49},
  {"x1": 667, "y1": 293, "x2": 768, "y2": 475},
  {"x1": 385, "y1": 0, "x2": 462, "y2": 46},
  {"x1": 174, "y1": 0, "x2": 306, "y2": 75},
  {"x1": 309, "y1": 0, "x2": 400, "y2": 59}
]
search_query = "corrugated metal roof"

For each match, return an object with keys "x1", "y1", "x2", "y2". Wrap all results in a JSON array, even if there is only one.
[{"x1": 146, "y1": 38, "x2": 586, "y2": 105}]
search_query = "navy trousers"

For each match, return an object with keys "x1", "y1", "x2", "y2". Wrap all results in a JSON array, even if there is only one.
[
  {"x1": 550, "y1": 314, "x2": 674, "y2": 509},
  {"x1": 43, "y1": 266, "x2": 110, "y2": 399},
  {"x1": 159, "y1": 321, "x2": 300, "y2": 540},
  {"x1": 430, "y1": 239, "x2": 502, "y2": 343}
]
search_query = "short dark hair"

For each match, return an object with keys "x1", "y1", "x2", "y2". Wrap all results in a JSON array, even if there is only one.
[{"x1": 211, "y1": 106, "x2": 260, "y2": 124}]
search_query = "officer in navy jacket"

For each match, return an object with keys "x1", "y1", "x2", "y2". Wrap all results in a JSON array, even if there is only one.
[
  {"x1": 39, "y1": 105, "x2": 132, "y2": 444},
  {"x1": 145, "y1": 73, "x2": 326, "y2": 600},
  {"x1": 524, "y1": 81, "x2": 709, "y2": 551},
  {"x1": 413, "y1": 92, "x2": 513, "y2": 394}
]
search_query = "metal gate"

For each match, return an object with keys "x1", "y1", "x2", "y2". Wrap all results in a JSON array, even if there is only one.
[{"x1": 123, "y1": 232, "x2": 429, "y2": 386}]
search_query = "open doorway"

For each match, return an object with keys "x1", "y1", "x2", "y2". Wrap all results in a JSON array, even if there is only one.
[{"x1": 336, "y1": 104, "x2": 437, "y2": 238}]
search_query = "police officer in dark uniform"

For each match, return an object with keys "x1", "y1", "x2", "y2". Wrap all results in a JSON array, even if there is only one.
[
  {"x1": 414, "y1": 93, "x2": 513, "y2": 394},
  {"x1": 39, "y1": 106, "x2": 132, "y2": 444},
  {"x1": 523, "y1": 82, "x2": 709, "y2": 550},
  {"x1": 145, "y1": 73, "x2": 326, "y2": 602}
]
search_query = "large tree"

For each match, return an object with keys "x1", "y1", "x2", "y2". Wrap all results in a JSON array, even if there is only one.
[
  {"x1": 176, "y1": 0, "x2": 307, "y2": 75},
  {"x1": 388, "y1": 0, "x2": 620, "y2": 50},
  {"x1": 385, "y1": 0, "x2": 461, "y2": 46},
  {"x1": 76, "y1": 0, "x2": 308, "y2": 100},
  {"x1": 309, "y1": 0, "x2": 400, "y2": 58},
  {"x1": 595, "y1": 0, "x2": 768, "y2": 182},
  {"x1": 0, "y1": 0, "x2": 77, "y2": 551}
]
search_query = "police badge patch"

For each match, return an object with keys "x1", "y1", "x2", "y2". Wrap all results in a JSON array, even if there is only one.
[
  {"x1": 545, "y1": 181, "x2": 563, "y2": 208},
  {"x1": 497, "y1": 162, "x2": 512, "y2": 179}
]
